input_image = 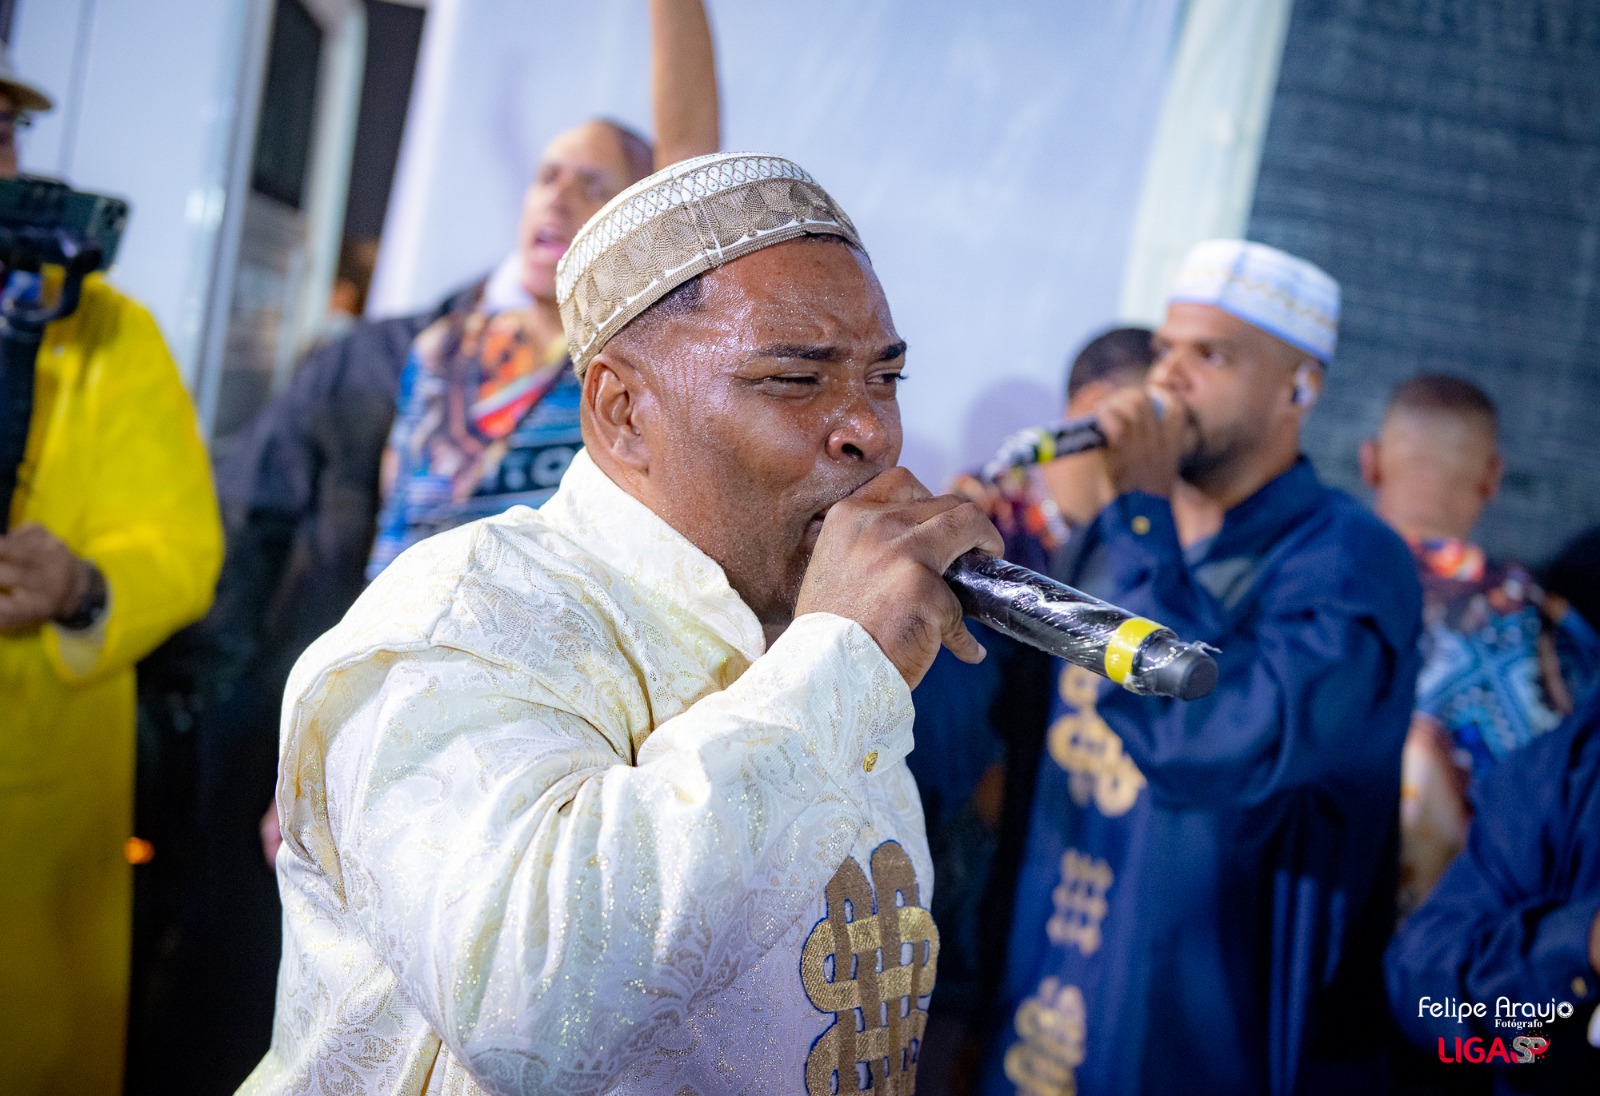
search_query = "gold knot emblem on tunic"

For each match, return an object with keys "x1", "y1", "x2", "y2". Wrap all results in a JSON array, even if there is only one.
[
  {"x1": 800, "y1": 841, "x2": 939, "y2": 1095},
  {"x1": 1005, "y1": 976, "x2": 1088, "y2": 1094},
  {"x1": 1048, "y1": 664, "x2": 1147, "y2": 817}
]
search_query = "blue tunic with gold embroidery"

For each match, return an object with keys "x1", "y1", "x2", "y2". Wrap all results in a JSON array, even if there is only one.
[{"x1": 983, "y1": 459, "x2": 1422, "y2": 1096}]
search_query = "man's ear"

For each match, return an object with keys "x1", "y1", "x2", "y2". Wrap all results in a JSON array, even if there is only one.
[
  {"x1": 1482, "y1": 450, "x2": 1505, "y2": 504},
  {"x1": 582, "y1": 345, "x2": 652, "y2": 474},
  {"x1": 1064, "y1": 379, "x2": 1113, "y2": 419},
  {"x1": 1358, "y1": 438, "x2": 1381, "y2": 489}
]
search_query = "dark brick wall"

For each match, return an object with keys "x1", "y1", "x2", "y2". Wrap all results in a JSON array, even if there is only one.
[{"x1": 1247, "y1": 0, "x2": 1600, "y2": 565}]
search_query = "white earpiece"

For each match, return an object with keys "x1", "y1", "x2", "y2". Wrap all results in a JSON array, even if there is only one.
[{"x1": 1292, "y1": 363, "x2": 1317, "y2": 408}]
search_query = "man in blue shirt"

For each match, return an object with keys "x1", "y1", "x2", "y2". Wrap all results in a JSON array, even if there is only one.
[
  {"x1": 908, "y1": 328, "x2": 1156, "y2": 1088},
  {"x1": 1386, "y1": 685, "x2": 1600, "y2": 1095},
  {"x1": 983, "y1": 240, "x2": 1422, "y2": 1095}
]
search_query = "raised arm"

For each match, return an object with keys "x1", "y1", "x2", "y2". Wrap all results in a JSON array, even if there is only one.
[{"x1": 650, "y1": 0, "x2": 719, "y2": 168}]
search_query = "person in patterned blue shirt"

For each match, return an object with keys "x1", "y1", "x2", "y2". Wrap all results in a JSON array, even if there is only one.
[
  {"x1": 1360, "y1": 374, "x2": 1600, "y2": 916},
  {"x1": 368, "y1": 0, "x2": 720, "y2": 577},
  {"x1": 1386, "y1": 683, "x2": 1600, "y2": 1095},
  {"x1": 367, "y1": 290, "x2": 585, "y2": 575}
]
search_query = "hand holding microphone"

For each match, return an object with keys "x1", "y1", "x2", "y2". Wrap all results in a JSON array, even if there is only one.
[
  {"x1": 980, "y1": 388, "x2": 1185, "y2": 494},
  {"x1": 956, "y1": 387, "x2": 1217, "y2": 700},
  {"x1": 1094, "y1": 386, "x2": 1188, "y2": 499},
  {"x1": 795, "y1": 467, "x2": 1004, "y2": 690},
  {"x1": 797, "y1": 460, "x2": 1218, "y2": 701}
]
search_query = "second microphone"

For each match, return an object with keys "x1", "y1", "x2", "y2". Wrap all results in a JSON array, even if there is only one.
[{"x1": 978, "y1": 393, "x2": 1168, "y2": 483}]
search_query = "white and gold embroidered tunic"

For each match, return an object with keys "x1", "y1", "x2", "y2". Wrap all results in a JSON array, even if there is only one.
[{"x1": 241, "y1": 450, "x2": 938, "y2": 1096}]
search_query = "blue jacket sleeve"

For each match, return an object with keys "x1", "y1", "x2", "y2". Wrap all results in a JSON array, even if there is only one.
[
  {"x1": 1384, "y1": 710, "x2": 1600, "y2": 1046},
  {"x1": 1089, "y1": 491, "x2": 1422, "y2": 811}
]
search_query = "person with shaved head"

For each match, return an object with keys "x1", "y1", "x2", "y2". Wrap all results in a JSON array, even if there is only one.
[{"x1": 1361, "y1": 374, "x2": 1600, "y2": 917}]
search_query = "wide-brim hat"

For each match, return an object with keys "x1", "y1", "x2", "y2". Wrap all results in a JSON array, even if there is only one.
[{"x1": 0, "y1": 49, "x2": 53, "y2": 114}]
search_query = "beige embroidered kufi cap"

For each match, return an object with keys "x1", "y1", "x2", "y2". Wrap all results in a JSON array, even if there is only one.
[{"x1": 556, "y1": 152, "x2": 865, "y2": 376}]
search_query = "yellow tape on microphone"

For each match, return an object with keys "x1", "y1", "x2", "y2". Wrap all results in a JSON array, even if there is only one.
[{"x1": 1103, "y1": 617, "x2": 1164, "y2": 685}]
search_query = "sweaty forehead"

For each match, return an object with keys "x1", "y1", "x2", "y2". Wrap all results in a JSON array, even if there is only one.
[{"x1": 706, "y1": 238, "x2": 895, "y2": 342}]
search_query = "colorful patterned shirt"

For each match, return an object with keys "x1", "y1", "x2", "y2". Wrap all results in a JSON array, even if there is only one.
[
  {"x1": 1413, "y1": 536, "x2": 1600, "y2": 776},
  {"x1": 367, "y1": 296, "x2": 582, "y2": 578}
]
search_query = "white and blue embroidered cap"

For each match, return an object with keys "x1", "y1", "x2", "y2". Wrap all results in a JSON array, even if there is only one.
[{"x1": 1168, "y1": 239, "x2": 1340, "y2": 362}]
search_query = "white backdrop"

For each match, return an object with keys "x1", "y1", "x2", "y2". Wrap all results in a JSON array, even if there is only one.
[
  {"x1": 15, "y1": 0, "x2": 262, "y2": 387},
  {"x1": 1120, "y1": 0, "x2": 1293, "y2": 324},
  {"x1": 370, "y1": 0, "x2": 1184, "y2": 490}
]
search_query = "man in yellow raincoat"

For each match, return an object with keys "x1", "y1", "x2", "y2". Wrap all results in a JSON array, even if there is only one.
[{"x1": 0, "y1": 58, "x2": 222, "y2": 1095}]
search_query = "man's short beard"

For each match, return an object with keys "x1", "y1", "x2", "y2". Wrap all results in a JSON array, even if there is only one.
[
  {"x1": 1179, "y1": 431, "x2": 1247, "y2": 492},
  {"x1": 751, "y1": 564, "x2": 808, "y2": 632}
]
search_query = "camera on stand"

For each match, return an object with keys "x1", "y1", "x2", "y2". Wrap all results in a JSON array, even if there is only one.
[{"x1": 0, "y1": 175, "x2": 129, "y2": 530}]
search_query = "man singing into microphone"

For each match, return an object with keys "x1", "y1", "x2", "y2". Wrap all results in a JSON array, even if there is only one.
[
  {"x1": 242, "y1": 153, "x2": 1001, "y2": 1096},
  {"x1": 985, "y1": 241, "x2": 1423, "y2": 1095}
]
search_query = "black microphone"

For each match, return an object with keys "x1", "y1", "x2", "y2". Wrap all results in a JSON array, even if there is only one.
[
  {"x1": 979, "y1": 418, "x2": 1104, "y2": 483},
  {"x1": 978, "y1": 394, "x2": 1167, "y2": 483},
  {"x1": 944, "y1": 551, "x2": 1218, "y2": 701}
]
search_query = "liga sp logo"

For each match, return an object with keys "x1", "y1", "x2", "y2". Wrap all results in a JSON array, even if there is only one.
[
  {"x1": 1436, "y1": 1035, "x2": 1549, "y2": 1065},
  {"x1": 1418, "y1": 995, "x2": 1573, "y2": 1066}
]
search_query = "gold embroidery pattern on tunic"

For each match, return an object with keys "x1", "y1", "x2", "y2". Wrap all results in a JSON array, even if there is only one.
[
  {"x1": 1004, "y1": 977, "x2": 1087, "y2": 1096},
  {"x1": 1045, "y1": 849, "x2": 1113, "y2": 956},
  {"x1": 239, "y1": 452, "x2": 929, "y2": 1095},
  {"x1": 1047, "y1": 665, "x2": 1146, "y2": 817},
  {"x1": 800, "y1": 841, "x2": 939, "y2": 1096}
]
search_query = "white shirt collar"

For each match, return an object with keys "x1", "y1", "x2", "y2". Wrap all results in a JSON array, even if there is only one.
[{"x1": 541, "y1": 450, "x2": 769, "y2": 664}]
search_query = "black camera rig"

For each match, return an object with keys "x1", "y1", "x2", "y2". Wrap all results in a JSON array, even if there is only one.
[{"x1": 0, "y1": 175, "x2": 129, "y2": 531}]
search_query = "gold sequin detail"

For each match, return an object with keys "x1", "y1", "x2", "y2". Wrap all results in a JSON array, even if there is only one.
[{"x1": 864, "y1": 750, "x2": 879, "y2": 772}]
